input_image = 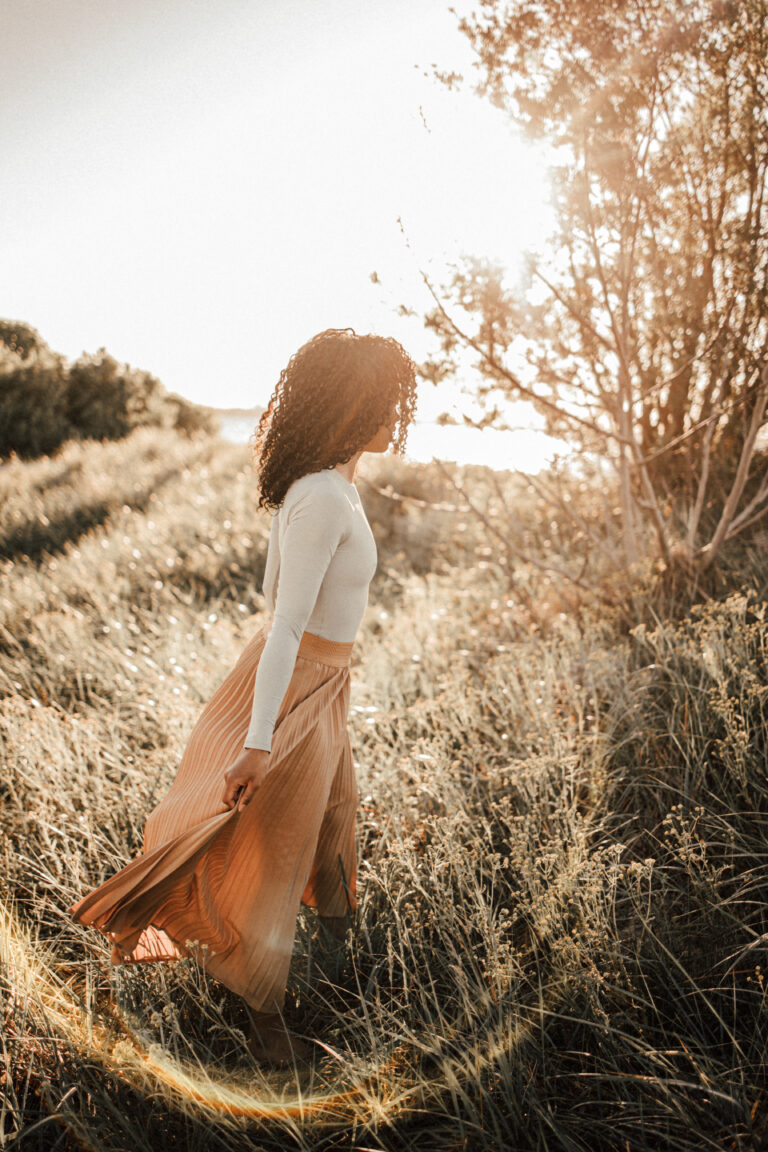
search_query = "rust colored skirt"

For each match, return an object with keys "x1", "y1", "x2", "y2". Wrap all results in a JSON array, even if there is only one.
[{"x1": 67, "y1": 625, "x2": 358, "y2": 1013}]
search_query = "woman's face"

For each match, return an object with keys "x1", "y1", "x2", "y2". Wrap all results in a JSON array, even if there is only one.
[
  {"x1": 361, "y1": 402, "x2": 398, "y2": 454},
  {"x1": 361, "y1": 422, "x2": 393, "y2": 454}
]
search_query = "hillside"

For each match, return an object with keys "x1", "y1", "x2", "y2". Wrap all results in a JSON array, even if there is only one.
[{"x1": 1, "y1": 426, "x2": 767, "y2": 1151}]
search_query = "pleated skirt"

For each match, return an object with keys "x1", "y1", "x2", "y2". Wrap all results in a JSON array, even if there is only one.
[{"x1": 67, "y1": 624, "x2": 359, "y2": 1013}]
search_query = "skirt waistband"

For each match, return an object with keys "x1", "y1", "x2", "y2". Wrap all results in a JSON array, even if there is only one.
[
  {"x1": 298, "y1": 629, "x2": 354, "y2": 668},
  {"x1": 260, "y1": 623, "x2": 353, "y2": 668}
]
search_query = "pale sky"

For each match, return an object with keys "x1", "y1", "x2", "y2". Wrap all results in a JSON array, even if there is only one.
[{"x1": 1, "y1": 0, "x2": 566, "y2": 470}]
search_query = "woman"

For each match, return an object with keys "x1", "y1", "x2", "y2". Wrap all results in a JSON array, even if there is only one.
[{"x1": 68, "y1": 328, "x2": 418, "y2": 1066}]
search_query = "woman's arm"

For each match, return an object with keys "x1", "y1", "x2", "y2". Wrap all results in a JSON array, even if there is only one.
[{"x1": 243, "y1": 480, "x2": 347, "y2": 755}]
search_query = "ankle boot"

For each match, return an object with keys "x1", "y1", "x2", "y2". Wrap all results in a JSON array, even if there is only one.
[
  {"x1": 313, "y1": 914, "x2": 349, "y2": 983},
  {"x1": 245, "y1": 1007, "x2": 313, "y2": 1065}
]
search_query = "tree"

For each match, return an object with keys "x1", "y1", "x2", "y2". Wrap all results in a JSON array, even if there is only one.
[
  {"x1": 0, "y1": 322, "x2": 72, "y2": 459},
  {"x1": 0, "y1": 319, "x2": 218, "y2": 458},
  {"x1": 422, "y1": 0, "x2": 768, "y2": 582},
  {"x1": 66, "y1": 349, "x2": 170, "y2": 441}
]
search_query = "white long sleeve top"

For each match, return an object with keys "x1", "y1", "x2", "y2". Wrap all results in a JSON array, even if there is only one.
[{"x1": 243, "y1": 466, "x2": 378, "y2": 752}]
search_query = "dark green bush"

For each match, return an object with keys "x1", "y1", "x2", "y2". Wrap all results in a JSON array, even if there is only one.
[
  {"x1": 163, "y1": 391, "x2": 220, "y2": 438},
  {"x1": 0, "y1": 323, "x2": 73, "y2": 459},
  {"x1": 66, "y1": 349, "x2": 170, "y2": 441},
  {"x1": 1, "y1": 319, "x2": 218, "y2": 460}
]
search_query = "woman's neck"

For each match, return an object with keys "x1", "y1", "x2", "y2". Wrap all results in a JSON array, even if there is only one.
[{"x1": 333, "y1": 452, "x2": 362, "y2": 484}]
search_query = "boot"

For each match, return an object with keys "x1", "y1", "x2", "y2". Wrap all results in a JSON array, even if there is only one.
[
  {"x1": 312, "y1": 913, "x2": 349, "y2": 983},
  {"x1": 245, "y1": 1007, "x2": 314, "y2": 1066}
]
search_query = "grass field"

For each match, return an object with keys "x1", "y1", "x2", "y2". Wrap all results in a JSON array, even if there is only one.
[{"x1": 2, "y1": 426, "x2": 768, "y2": 1151}]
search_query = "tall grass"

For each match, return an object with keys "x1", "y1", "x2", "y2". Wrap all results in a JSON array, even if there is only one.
[{"x1": 1, "y1": 427, "x2": 767, "y2": 1150}]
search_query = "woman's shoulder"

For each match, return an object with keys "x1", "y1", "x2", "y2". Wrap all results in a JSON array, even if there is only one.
[{"x1": 282, "y1": 469, "x2": 347, "y2": 512}]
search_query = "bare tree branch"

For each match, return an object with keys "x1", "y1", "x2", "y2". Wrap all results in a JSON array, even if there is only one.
[
  {"x1": 421, "y1": 269, "x2": 635, "y2": 449},
  {"x1": 432, "y1": 457, "x2": 600, "y2": 592},
  {"x1": 631, "y1": 366, "x2": 768, "y2": 468},
  {"x1": 516, "y1": 468, "x2": 622, "y2": 567},
  {"x1": 696, "y1": 361, "x2": 768, "y2": 569}
]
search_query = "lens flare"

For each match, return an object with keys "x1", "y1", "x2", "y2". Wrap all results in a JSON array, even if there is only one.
[{"x1": 2, "y1": 895, "x2": 550, "y2": 1138}]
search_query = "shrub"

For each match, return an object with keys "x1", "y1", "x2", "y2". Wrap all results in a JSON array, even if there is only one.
[
  {"x1": 0, "y1": 323, "x2": 73, "y2": 460},
  {"x1": 163, "y1": 392, "x2": 220, "y2": 438},
  {"x1": 66, "y1": 349, "x2": 170, "y2": 441}
]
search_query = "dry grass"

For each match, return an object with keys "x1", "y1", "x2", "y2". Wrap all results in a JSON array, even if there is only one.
[{"x1": 1, "y1": 427, "x2": 767, "y2": 1151}]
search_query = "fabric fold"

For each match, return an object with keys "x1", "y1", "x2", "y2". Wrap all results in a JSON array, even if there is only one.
[{"x1": 68, "y1": 625, "x2": 359, "y2": 1012}]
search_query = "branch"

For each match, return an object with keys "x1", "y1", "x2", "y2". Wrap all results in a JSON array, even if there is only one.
[
  {"x1": 531, "y1": 265, "x2": 616, "y2": 357},
  {"x1": 630, "y1": 365, "x2": 768, "y2": 469},
  {"x1": 517, "y1": 468, "x2": 621, "y2": 567},
  {"x1": 526, "y1": 359, "x2": 604, "y2": 407},
  {"x1": 420, "y1": 268, "x2": 634, "y2": 450},
  {"x1": 724, "y1": 489, "x2": 768, "y2": 541},
  {"x1": 726, "y1": 460, "x2": 768, "y2": 536},
  {"x1": 685, "y1": 349, "x2": 733, "y2": 552},
  {"x1": 696, "y1": 361, "x2": 768, "y2": 570},
  {"x1": 581, "y1": 143, "x2": 634, "y2": 389},
  {"x1": 638, "y1": 301, "x2": 736, "y2": 403},
  {"x1": 432, "y1": 457, "x2": 599, "y2": 593},
  {"x1": 629, "y1": 437, "x2": 672, "y2": 564}
]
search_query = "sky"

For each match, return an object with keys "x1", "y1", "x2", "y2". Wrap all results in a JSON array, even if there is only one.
[{"x1": 1, "y1": 0, "x2": 567, "y2": 471}]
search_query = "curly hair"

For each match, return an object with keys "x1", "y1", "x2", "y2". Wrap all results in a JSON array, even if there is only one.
[{"x1": 249, "y1": 328, "x2": 418, "y2": 512}]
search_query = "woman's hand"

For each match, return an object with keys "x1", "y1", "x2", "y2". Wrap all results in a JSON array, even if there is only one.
[{"x1": 221, "y1": 748, "x2": 270, "y2": 812}]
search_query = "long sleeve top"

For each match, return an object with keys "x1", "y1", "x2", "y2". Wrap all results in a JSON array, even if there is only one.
[{"x1": 243, "y1": 466, "x2": 378, "y2": 753}]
